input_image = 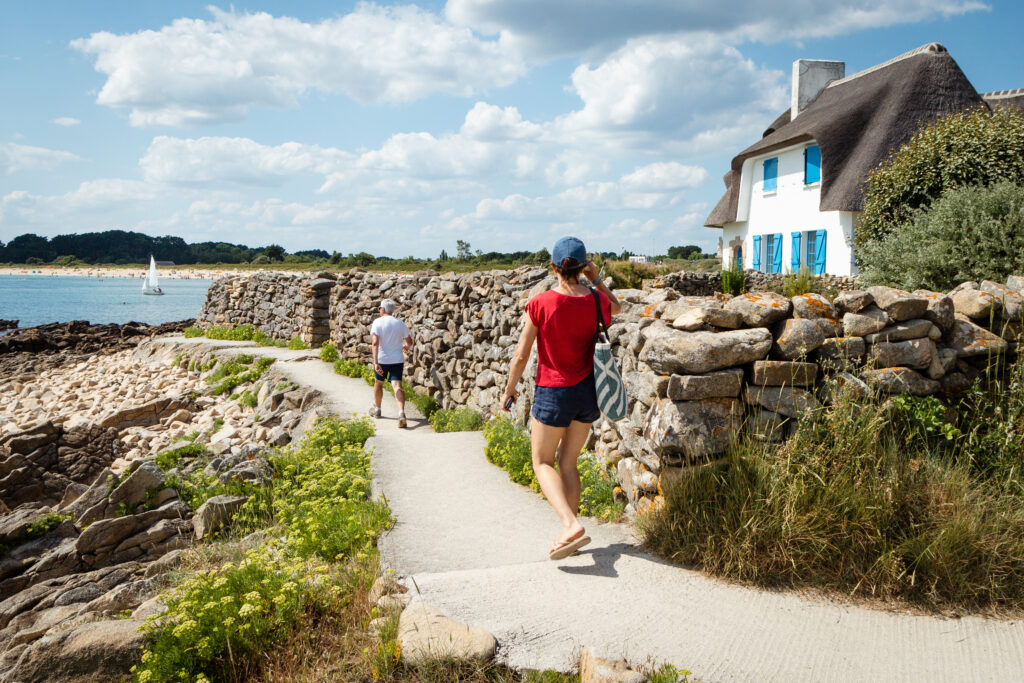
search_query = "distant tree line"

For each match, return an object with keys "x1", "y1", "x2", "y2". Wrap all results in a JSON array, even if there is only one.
[{"x1": 0, "y1": 230, "x2": 715, "y2": 269}]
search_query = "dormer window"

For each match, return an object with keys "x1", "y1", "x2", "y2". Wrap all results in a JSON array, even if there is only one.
[
  {"x1": 762, "y1": 157, "x2": 778, "y2": 193},
  {"x1": 804, "y1": 145, "x2": 821, "y2": 184}
]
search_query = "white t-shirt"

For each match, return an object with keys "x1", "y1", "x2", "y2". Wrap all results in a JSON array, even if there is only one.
[{"x1": 370, "y1": 315, "x2": 411, "y2": 364}]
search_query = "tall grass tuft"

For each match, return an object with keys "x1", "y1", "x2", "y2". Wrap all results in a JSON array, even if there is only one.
[
  {"x1": 721, "y1": 258, "x2": 745, "y2": 296},
  {"x1": 640, "y1": 380, "x2": 1024, "y2": 611}
]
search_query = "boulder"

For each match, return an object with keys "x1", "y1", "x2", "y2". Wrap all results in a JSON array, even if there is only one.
[
  {"x1": 639, "y1": 328, "x2": 772, "y2": 374},
  {"x1": 0, "y1": 422, "x2": 58, "y2": 456},
  {"x1": 870, "y1": 339, "x2": 934, "y2": 371},
  {"x1": 820, "y1": 372, "x2": 871, "y2": 404},
  {"x1": 752, "y1": 360, "x2": 818, "y2": 386},
  {"x1": 670, "y1": 305, "x2": 742, "y2": 331},
  {"x1": 643, "y1": 398, "x2": 741, "y2": 460},
  {"x1": 724, "y1": 292, "x2": 792, "y2": 327},
  {"x1": 833, "y1": 290, "x2": 873, "y2": 314},
  {"x1": 192, "y1": 494, "x2": 248, "y2": 540},
  {"x1": 980, "y1": 280, "x2": 1024, "y2": 320},
  {"x1": 107, "y1": 461, "x2": 165, "y2": 512},
  {"x1": 863, "y1": 319, "x2": 932, "y2": 344},
  {"x1": 772, "y1": 318, "x2": 826, "y2": 359},
  {"x1": 398, "y1": 602, "x2": 496, "y2": 665},
  {"x1": 579, "y1": 649, "x2": 647, "y2": 683},
  {"x1": 666, "y1": 368, "x2": 743, "y2": 400},
  {"x1": 1008, "y1": 274, "x2": 1024, "y2": 292},
  {"x1": 368, "y1": 575, "x2": 408, "y2": 606},
  {"x1": 2, "y1": 618, "x2": 144, "y2": 683},
  {"x1": 790, "y1": 293, "x2": 837, "y2": 320},
  {"x1": 842, "y1": 305, "x2": 889, "y2": 337},
  {"x1": 0, "y1": 506, "x2": 54, "y2": 545},
  {"x1": 615, "y1": 457, "x2": 659, "y2": 500},
  {"x1": 624, "y1": 371, "x2": 669, "y2": 407},
  {"x1": 862, "y1": 367, "x2": 940, "y2": 396},
  {"x1": 948, "y1": 319, "x2": 1008, "y2": 358},
  {"x1": 951, "y1": 287, "x2": 999, "y2": 320},
  {"x1": 218, "y1": 458, "x2": 273, "y2": 486},
  {"x1": 744, "y1": 386, "x2": 820, "y2": 418},
  {"x1": 913, "y1": 290, "x2": 955, "y2": 331},
  {"x1": 865, "y1": 286, "x2": 929, "y2": 322},
  {"x1": 815, "y1": 337, "x2": 866, "y2": 364}
]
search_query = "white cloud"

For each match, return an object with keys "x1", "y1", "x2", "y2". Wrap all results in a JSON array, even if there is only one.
[
  {"x1": 52, "y1": 117, "x2": 81, "y2": 127},
  {"x1": 0, "y1": 143, "x2": 81, "y2": 174},
  {"x1": 71, "y1": 5, "x2": 525, "y2": 127},
  {"x1": 140, "y1": 136, "x2": 352, "y2": 186},
  {"x1": 447, "y1": 0, "x2": 987, "y2": 56},
  {"x1": 556, "y1": 35, "x2": 788, "y2": 153}
]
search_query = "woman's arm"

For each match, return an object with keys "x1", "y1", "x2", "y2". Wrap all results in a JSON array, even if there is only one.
[
  {"x1": 501, "y1": 315, "x2": 538, "y2": 411},
  {"x1": 583, "y1": 262, "x2": 622, "y2": 315}
]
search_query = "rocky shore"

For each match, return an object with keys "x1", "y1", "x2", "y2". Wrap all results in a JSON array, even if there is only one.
[{"x1": 0, "y1": 337, "x2": 325, "y2": 681}]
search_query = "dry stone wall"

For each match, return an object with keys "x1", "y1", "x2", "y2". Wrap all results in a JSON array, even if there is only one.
[
  {"x1": 652, "y1": 270, "x2": 859, "y2": 296},
  {"x1": 197, "y1": 269, "x2": 1023, "y2": 515}
]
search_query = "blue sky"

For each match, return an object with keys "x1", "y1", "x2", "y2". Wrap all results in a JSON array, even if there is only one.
[{"x1": 2, "y1": 1, "x2": 1021, "y2": 259}]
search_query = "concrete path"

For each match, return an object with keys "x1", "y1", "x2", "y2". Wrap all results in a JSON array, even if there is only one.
[{"x1": 159, "y1": 337, "x2": 1024, "y2": 681}]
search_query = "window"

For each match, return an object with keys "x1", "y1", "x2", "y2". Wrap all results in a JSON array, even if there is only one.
[
  {"x1": 765, "y1": 233, "x2": 783, "y2": 273},
  {"x1": 763, "y1": 157, "x2": 778, "y2": 193},
  {"x1": 806, "y1": 229, "x2": 827, "y2": 274},
  {"x1": 804, "y1": 145, "x2": 821, "y2": 184},
  {"x1": 805, "y1": 230, "x2": 816, "y2": 267}
]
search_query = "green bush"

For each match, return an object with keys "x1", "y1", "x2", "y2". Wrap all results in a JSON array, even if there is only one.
[
  {"x1": 858, "y1": 181, "x2": 1024, "y2": 291},
  {"x1": 401, "y1": 380, "x2": 439, "y2": 419},
  {"x1": 183, "y1": 327, "x2": 204, "y2": 338},
  {"x1": 318, "y1": 342, "x2": 339, "y2": 363},
  {"x1": 640, "y1": 381, "x2": 1024, "y2": 611},
  {"x1": 483, "y1": 417, "x2": 622, "y2": 521},
  {"x1": 430, "y1": 407, "x2": 484, "y2": 432},
  {"x1": 721, "y1": 257, "x2": 745, "y2": 296},
  {"x1": 286, "y1": 336, "x2": 309, "y2": 350},
  {"x1": 155, "y1": 443, "x2": 210, "y2": 471},
  {"x1": 859, "y1": 106, "x2": 1024, "y2": 249},
  {"x1": 781, "y1": 267, "x2": 817, "y2": 297},
  {"x1": 236, "y1": 390, "x2": 258, "y2": 409},
  {"x1": 333, "y1": 358, "x2": 373, "y2": 385}
]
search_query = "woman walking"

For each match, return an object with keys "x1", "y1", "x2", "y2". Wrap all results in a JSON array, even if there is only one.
[{"x1": 501, "y1": 237, "x2": 621, "y2": 560}]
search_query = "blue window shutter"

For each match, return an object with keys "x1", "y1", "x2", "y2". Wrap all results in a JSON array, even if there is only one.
[
  {"x1": 814, "y1": 229, "x2": 827, "y2": 274},
  {"x1": 772, "y1": 233, "x2": 783, "y2": 273},
  {"x1": 752, "y1": 235, "x2": 761, "y2": 271},
  {"x1": 763, "y1": 158, "x2": 777, "y2": 192},
  {"x1": 791, "y1": 231, "x2": 802, "y2": 271},
  {"x1": 736, "y1": 248, "x2": 743, "y2": 271},
  {"x1": 805, "y1": 145, "x2": 821, "y2": 184}
]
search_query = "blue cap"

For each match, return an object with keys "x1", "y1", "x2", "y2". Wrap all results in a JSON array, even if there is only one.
[{"x1": 552, "y1": 236, "x2": 587, "y2": 266}]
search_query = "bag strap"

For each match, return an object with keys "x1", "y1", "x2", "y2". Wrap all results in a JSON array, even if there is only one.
[{"x1": 591, "y1": 288, "x2": 610, "y2": 343}]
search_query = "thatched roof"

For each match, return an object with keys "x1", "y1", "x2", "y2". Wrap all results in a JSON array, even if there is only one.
[
  {"x1": 706, "y1": 43, "x2": 995, "y2": 228},
  {"x1": 984, "y1": 89, "x2": 1024, "y2": 113}
]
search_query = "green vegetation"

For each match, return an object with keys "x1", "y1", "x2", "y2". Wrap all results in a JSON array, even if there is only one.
[
  {"x1": 858, "y1": 107, "x2": 1024, "y2": 249},
  {"x1": 155, "y1": 443, "x2": 210, "y2": 471},
  {"x1": 205, "y1": 356, "x2": 275, "y2": 396},
  {"x1": 134, "y1": 418, "x2": 391, "y2": 682},
  {"x1": 286, "y1": 336, "x2": 310, "y2": 350},
  {"x1": 430, "y1": 407, "x2": 484, "y2": 433},
  {"x1": 172, "y1": 353, "x2": 185, "y2": 368},
  {"x1": 235, "y1": 390, "x2": 258, "y2": 409},
  {"x1": 0, "y1": 512, "x2": 71, "y2": 558},
  {"x1": 858, "y1": 181, "x2": 1024, "y2": 290},
  {"x1": 641, "y1": 358, "x2": 1024, "y2": 611},
  {"x1": 721, "y1": 257, "x2": 745, "y2": 296},
  {"x1": 484, "y1": 417, "x2": 622, "y2": 521},
  {"x1": 184, "y1": 324, "x2": 291, "y2": 348},
  {"x1": 331, "y1": 358, "x2": 439, "y2": 419},
  {"x1": 318, "y1": 342, "x2": 340, "y2": 363}
]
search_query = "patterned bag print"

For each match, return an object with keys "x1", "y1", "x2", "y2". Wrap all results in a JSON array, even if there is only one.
[{"x1": 591, "y1": 289, "x2": 628, "y2": 421}]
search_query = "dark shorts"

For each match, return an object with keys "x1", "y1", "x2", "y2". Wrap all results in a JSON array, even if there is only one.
[
  {"x1": 531, "y1": 373, "x2": 600, "y2": 428},
  {"x1": 374, "y1": 362, "x2": 404, "y2": 382}
]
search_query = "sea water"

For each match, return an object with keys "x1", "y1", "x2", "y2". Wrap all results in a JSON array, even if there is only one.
[{"x1": 0, "y1": 275, "x2": 211, "y2": 330}]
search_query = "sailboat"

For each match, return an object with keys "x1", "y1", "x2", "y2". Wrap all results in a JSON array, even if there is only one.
[{"x1": 142, "y1": 256, "x2": 164, "y2": 295}]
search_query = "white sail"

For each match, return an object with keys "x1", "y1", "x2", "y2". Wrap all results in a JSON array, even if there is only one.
[{"x1": 142, "y1": 256, "x2": 163, "y2": 294}]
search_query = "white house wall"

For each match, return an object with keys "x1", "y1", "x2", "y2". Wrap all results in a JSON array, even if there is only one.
[{"x1": 721, "y1": 141, "x2": 857, "y2": 276}]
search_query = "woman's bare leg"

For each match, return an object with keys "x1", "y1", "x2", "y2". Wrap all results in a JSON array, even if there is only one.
[
  {"x1": 556, "y1": 420, "x2": 591, "y2": 515},
  {"x1": 531, "y1": 418, "x2": 585, "y2": 545}
]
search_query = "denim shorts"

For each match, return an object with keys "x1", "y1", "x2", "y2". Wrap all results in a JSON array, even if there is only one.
[
  {"x1": 374, "y1": 362, "x2": 404, "y2": 382},
  {"x1": 531, "y1": 373, "x2": 601, "y2": 428}
]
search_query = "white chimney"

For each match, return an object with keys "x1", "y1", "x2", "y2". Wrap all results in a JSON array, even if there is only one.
[{"x1": 791, "y1": 59, "x2": 845, "y2": 118}]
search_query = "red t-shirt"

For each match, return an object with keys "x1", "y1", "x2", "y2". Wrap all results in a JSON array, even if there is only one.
[{"x1": 525, "y1": 288, "x2": 613, "y2": 387}]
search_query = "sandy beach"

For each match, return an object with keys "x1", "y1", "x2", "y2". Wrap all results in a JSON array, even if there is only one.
[{"x1": 0, "y1": 266, "x2": 302, "y2": 280}]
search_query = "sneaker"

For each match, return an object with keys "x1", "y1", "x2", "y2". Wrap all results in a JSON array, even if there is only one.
[
  {"x1": 369, "y1": 405, "x2": 381, "y2": 418},
  {"x1": 397, "y1": 411, "x2": 407, "y2": 429}
]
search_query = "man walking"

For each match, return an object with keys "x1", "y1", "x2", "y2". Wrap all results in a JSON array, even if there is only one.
[{"x1": 370, "y1": 298, "x2": 412, "y2": 428}]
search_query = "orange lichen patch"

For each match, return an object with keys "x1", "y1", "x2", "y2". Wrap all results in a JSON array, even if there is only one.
[{"x1": 641, "y1": 304, "x2": 655, "y2": 317}]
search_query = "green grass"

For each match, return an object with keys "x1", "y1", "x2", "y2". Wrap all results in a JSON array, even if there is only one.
[
  {"x1": 640, "y1": 365, "x2": 1024, "y2": 612},
  {"x1": 206, "y1": 356, "x2": 275, "y2": 396},
  {"x1": 429, "y1": 407, "x2": 484, "y2": 432},
  {"x1": 331, "y1": 358, "x2": 440, "y2": 419},
  {"x1": 483, "y1": 417, "x2": 623, "y2": 522},
  {"x1": 183, "y1": 324, "x2": 292, "y2": 348},
  {"x1": 319, "y1": 342, "x2": 340, "y2": 363},
  {"x1": 155, "y1": 443, "x2": 210, "y2": 471}
]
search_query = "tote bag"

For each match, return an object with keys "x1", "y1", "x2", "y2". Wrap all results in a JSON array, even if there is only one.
[{"x1": 590, "y1": 289, "x2": 629, "y2": 421}]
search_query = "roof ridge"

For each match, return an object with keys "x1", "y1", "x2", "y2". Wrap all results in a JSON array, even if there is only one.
[
  {"x1": 826, "y1": 42, "x2": 947, "y2": 89},
  {"x1": 982, "y1": 89, "x2": 1024, "y2": 98}
]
